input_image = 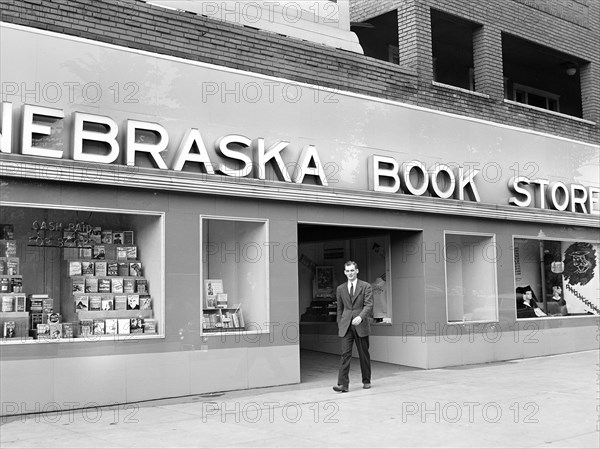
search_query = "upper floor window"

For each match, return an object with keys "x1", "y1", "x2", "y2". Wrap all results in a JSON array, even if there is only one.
[
  {"x1": 502, "y1": 33, "x2": 585, "y2": 118},
  {"x1": 430, "y1": 9, "x2": 480, "y2": 91}
]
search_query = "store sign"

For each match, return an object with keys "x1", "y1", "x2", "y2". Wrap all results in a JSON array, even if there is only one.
[
  {"x1": 0, "y1": 103, "x2": 329, "y2": 186},
  {"x1": 0, "y1": 102, "x2": 598, "y2": 215},
  {"x1": 508, "y1": 176, "x2": 599, "y2": 215},
  {"x1": 369, "y1": 156, "x2": 481, "y2": 201}
]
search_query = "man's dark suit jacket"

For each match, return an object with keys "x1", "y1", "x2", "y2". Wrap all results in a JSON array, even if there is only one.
[{"x1": 336, "y1": 279, "x2": 373, "y2": 338}]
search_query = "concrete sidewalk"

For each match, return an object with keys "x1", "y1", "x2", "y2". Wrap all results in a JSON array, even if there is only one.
[{"x1": 1, "y1": 349, "x2": 599, "y2": 448}]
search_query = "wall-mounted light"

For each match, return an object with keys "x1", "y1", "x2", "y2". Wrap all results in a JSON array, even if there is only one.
[{"x1": 565, "y1": 62, "x2": 578, "y2": 76}]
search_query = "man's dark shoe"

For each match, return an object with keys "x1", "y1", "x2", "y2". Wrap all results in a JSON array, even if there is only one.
[
  {"x1": 363, "y1": 383, "x2": 371, "y2": 389},
  {"x1": 333, "y1": 385, "x2": 349, "y2": 393}
]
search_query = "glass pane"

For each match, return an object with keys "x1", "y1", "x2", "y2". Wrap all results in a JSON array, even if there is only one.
[
  {"x1": 514, "y1": 238, "x2": 600, "y2": 318},
  {"x1": 445, "y1": 233, "x2": 498, "y2": 322},
  {"x1": 0, "y1": 206, "x2": 163, "y2": 342}
]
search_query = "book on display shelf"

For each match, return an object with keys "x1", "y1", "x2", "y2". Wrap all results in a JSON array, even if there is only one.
[
  {"x1": 105, "y1": 319, "x2": 118, "y2": 334},
  {"x1": 90, "y1": 227, "x2": 102, "y2": 245},
  {"x1": 126, "y1": 246, "x2": 137, "y2": 260},
  {"x1": 3, "y1": 241, "x2": 17, "y2": 257},
  {"x1": 101, "y1": 297, "x2": 113, "y2": 311},
  {"x1": 204, "y1": 279, "x2": 223, "y2": 297},
  {"x1": 7, "y1": 259, "x2": 19, "y2": 275},
  {"x1": 42, "y1": 298, "x2": 53, "y2": 313},
  {"x1": 80, "y1": 319, "x2": 93, "y2": 337},
  {"x1": 62, "y1": 322, "x2": 74, "y2": 338},
  {"x1": 118, "y1": 263, "x2": 130, "y2": 277},
  {"x1": 1, "y1": 224, "x2": 14, "y2": 240},
  {"x1": 69, "y1": 261, "x2": 82, "y2": 276},
  {"x1": 231, "y1": 311, "x2": 240, "y2": 328},
  {"x1": 95, "y1": 261, "x2": 107, "y2": 277},
  {"x1": 116, "y1": 247, "x2": 127, "y2": 260},
  {"x1": 112, "y1": 232, "x2": 124, "y2": 245},
  {"x1": 30, "y1": 313, "x2": 43, "y2": 329},
  {"x1": 0, "y1": 279, "x2": 9, "y2": 293},
  {"x1": 98, "y1": 278, "x2": 111, "y2": 293},
  {"x1": 28, "y1": 296, "x2": 46, "y2": 313},
  {"x1": 135, "y1": 279, "x2": 147, "y2": 294},
  {"x1": 81, "y1": 261, "x2": 94, "y2": 275},
  {"x1": 206, "y1": 295, "x2": 216, "y2": 309},
  {"x1": 11, "y1": 277, "x2": 23, "y2": 293},
  {"x1": 1, "y1": 295, "x2": 14, "y2": 312},
  {"x1": 129, "y1": 262, "x2": 142, "y2": 277},
  {"x1": 85, "y1": 277, "x2": 98, "y2": 293},
  {"x1": 216, "y1": 293, "x2": 228, "y2": 308},
  {"x1": 139, "y1": 295, "x2": 152, "y2": 310},
  {"x1": 130, "y1": 317, "x2": 143, "y2": 333},
  {"x1": 93, "y1": 245, "x2": 106, "y2": 260},
  {"x1": 63, "y1": 231, "x2": 76, "y2": 247},
  {"x1": 111, "y1": 278, "x2": 124, "y2": 293},
  {"x1": 75, "y1": 296, "x2": 89, "y2": 310},
  {"x1": 127, "y1": 295, "x2": 139, "y2": 310},
  {"x1": 77, "y1": 232, "x2": 90, "y2": 247},
  {"x1": 15, "y1": 294, "x2": 26, "y2": 312},
  {"x1": 123, "y1": 279, "x2": 135, "y2": 294},
  {"x1": 0, "y1": 259, "x2": 5, "y2": 275},
  {"x1": 143, "y1": 318, "x2": 156, "y2": 333},
  {"x1": 101, "y1": 230, "x2": 113, "y2": 244},
  {"x1": 89, "y1": 295, "x2": 102, "y2": 311},
  {"x1": 117, "y1": 318, "x2": 130, "y2": 334},
  {"x1": 72, "y1": 277, "x2": 85, "y2": 293},
  {"x1": 93, "y1": 320, "x2": 105, "y2": 335},
  {"x1": 79, "y1": 247, "x2": 92, "y2": 259},
  {"x1": 114, "y1": 295, "x2": 127, "y2": 310},
  {"x1": 107, "y1": 262, "x2": 119, "y2": 276},
  {"x1": 3, "y1": 321, "x2": 16, "y2": 338},
  {"x1": 49, "y1": 323, "x2": 62, "y2": 339},
  {"x1": 123, "y1": 231, "x2": 134, "y2": 245},
  {"x1": 37, "y1": 323, "x2": 50, "y2": 338}
]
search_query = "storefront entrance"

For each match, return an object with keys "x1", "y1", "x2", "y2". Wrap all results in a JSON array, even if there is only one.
[{"x1": 296, "y1": 223, "x2": 423, "y2": 371}]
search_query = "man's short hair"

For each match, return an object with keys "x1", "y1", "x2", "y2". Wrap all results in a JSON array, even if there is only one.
[{"x1": 344, "y1": 260, "x2": 358, "y2": 270}]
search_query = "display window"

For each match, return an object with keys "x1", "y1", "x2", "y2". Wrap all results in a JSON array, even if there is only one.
[
  {"x1": 444, "y1": 232, "x2": 499, "y2": 323},
  {"x1": 200, "y1": 216, "x2": 269, "y2": 335},
  {"x1": 513, "y1": 237, "x2": 600, "y2": 319},
  {"x1": 299, "y1": 233, "x2": 392, "y2": 325},
  {"x1": 0, "y1": 203, "x2": 164, "y2": 343}
]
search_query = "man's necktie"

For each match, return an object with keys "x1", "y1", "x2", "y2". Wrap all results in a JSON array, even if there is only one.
[{"x1": 350, "y1": 284, "x2": 354, "y2": 297}]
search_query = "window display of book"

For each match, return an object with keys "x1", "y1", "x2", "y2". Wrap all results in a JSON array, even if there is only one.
[
  {"x1": 67, "y1": 242, "x2": 157, "y2": 337},
  {"x1": 202, "y1": 306, "x2": 245, "y2": 333},
  {"x1": 0, "y1": 228, "x2": 32, "y2": 340}
]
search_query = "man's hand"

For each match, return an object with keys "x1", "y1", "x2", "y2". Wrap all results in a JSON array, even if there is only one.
[{"x1": 352, "y1": 316, "x2": 362, "y2": 326}]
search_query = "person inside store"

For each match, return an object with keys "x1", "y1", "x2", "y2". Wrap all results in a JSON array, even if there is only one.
[
  {"x1": 333, "y1": 260, "x2": 373, "y2": 393},
  {"x1": 516, "y1": 285, "x2": 547, "y2": 318},
  {"x1": 546, "y1": 285, "x2": 569, "y2": 316}
]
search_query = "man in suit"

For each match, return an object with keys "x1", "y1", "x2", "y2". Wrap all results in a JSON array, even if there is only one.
[{"x1": 333, "y1": 260, "x2": 373, "y2": 393}]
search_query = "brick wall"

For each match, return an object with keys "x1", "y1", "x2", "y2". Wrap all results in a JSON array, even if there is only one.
[
  {"x1": 0, "y1": 0, "x2": 597, "y2": 143},
  {"x1": 349, "y1": 0, "x2": 599, "y2": 141}
]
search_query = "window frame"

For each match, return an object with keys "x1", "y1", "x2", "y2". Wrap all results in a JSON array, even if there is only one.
[
  {"x1": 199, "y1": 215, "x2": 270, "y2": 337},
  {"x1": 443, "y1": 231, "x2": 499, "y2": 324}
]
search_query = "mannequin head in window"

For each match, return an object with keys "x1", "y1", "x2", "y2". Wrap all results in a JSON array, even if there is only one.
[
  {"x1": 522, "y1": 287, "x2": 538, "y2": 306},
  {"x1": 516, "y1": 285, "x2": 537, "y2": 307},
  {"x1": 551, "y1": 285, "x2": 562, "y2": 300}
]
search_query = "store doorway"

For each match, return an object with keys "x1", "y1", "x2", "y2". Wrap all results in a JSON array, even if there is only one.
[{"x1": 297, "y1": 223, "x2": 423, "y2": 380}]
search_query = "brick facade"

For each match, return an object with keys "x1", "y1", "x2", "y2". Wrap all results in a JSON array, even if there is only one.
[
  {"x1": 349, "y1": 0, "x2": 599, "y2": 140},
  {"x1": 0, "y1": 0, "x2": 597, "y2": 143}
]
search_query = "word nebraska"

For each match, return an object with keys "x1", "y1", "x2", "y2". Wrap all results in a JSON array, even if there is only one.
[{"x1": 0, "y1": 103, "x2": 329, "y2": 185}]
